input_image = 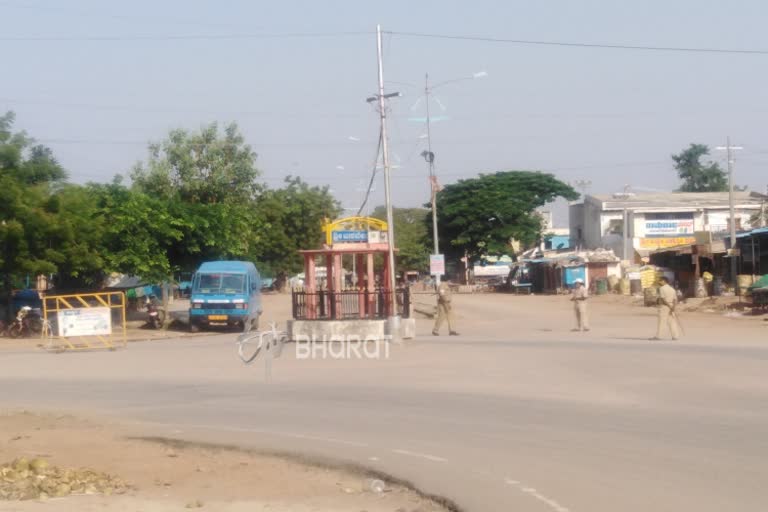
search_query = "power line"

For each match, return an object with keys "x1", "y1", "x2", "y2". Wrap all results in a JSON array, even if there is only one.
[
  {"x1": 3, "y1": 26, "x2": 765, "y2": 54},
  {"x1": 24, "y1": 135, "x2": 576, "y2": 148},
  {"x1": 385, "y1": 30, "x2": 768, "y2": 55},
  {"x1": 0, "y1": 0, "x2": 264, "y2": 30},
  {"x1": 0, "y1": 31, "x2": 371, "y2": 42},
  {"x1": 390, "y1": 160, "x2": 672, "y2": 180},
  {"x1": 356, "y1": 131, "x2": 383, "y2": 216},
  {"x1": 0, "y1": 97, "x2": 368, "y2": 119}
]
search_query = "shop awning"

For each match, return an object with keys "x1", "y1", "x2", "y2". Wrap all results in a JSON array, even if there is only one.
[
  {"x1": 652, "y1": 244, "x2": 694, "y2": 255},
  {"x1": 737, "y1": 227, "x2": 768, "y2": 238}
]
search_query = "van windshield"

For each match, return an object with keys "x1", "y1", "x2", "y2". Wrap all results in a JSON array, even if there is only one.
[{"x1": 195, "y1": 273, "x2": 246, "y2": 294}]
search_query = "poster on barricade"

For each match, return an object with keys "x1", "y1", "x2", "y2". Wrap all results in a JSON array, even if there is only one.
[{"x1": 57, "y1": 307, "x2": 112, "y2": 337}]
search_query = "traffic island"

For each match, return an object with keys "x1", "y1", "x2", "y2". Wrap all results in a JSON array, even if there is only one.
[
  {"x1": 290, "y1": 216, "x2": 415, "y2": 342},
  {"x1": 287, "y1": 317, "x2": 416, "y2": 341}
]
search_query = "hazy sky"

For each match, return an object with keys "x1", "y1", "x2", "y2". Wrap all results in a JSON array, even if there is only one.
[{"x1": 4, "y1": 0, "x2": 768, "y2": 226}]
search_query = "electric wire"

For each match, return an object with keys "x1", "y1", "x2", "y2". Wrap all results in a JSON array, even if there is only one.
[
  {"x1": 356, "y1": 130, "x2": 383, "y2": 216},
  {"x1": 0, "y1": 31, "x2": 372, "y2": 42},
  {"x1": 385, "y1": 30, "x2": 768, "y2": 55}
]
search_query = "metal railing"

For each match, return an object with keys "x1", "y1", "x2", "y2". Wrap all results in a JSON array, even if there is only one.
[{"x1": 292, "y1": 287, "x2": 410, "y2": 320}]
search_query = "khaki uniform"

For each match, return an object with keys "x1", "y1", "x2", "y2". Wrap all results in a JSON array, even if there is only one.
[
  {"x1": 571, "y1": 285, "x2": 589, "y2": 331},
  {"x1": 432, "y1": 282, "x2": 456, "y2": 335},
  {"x1": 656, "y1": 283, "x2": 681, "y2": 339}
]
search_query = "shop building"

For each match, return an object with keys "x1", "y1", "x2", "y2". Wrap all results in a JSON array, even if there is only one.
[{"x1": 569, "y1": 191, "x2": 765, "y2": 261}]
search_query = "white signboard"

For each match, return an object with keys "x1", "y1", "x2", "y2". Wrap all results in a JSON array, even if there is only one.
[
  {"x1": 368, "y1": 231, "x2": 388, "y2": 243},
  {"x1": 644, "y1": 219, "x2": 694, "y2": 236},
  {"x1": 473, "y1": 265, "x2": 511, "y2": 277},
  {"x1": 430, "y1": 254, "x2": 445, "y2": 276},
  {"x1": 57, "y1": 307, "x2": 112, "y2": 337}
]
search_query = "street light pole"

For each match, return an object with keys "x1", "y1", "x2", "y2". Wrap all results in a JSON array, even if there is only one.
[
  {"x1": 424, "y1": 73, "x2": 441, "y2": 285},
  {"x1": 417, "y1": 71, "x2": 486, "y2": 285},
  {"x1": 375, "y1": 24, "x2": 400, "y2": 333},
  {"x1": 717, "y1": 138, "x2": 743, "y2": 293}
]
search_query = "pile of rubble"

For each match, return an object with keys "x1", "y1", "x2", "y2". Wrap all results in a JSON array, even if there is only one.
[{"x1": 0, "y1": 457, "x2": 130, "y2": 501}]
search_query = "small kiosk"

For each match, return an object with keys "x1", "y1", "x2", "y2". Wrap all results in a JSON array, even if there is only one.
[{"x1": 288, "y1": 216, "x2": 414, "y2": 340}]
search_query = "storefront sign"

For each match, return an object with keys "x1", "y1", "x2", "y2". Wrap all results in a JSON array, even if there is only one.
[
  {"x1": 57, "y1": 307, "x2": 112, "y2": 337},
  {"x1": 639, "y1": 237, "x2": 696, "y2": 250},
  {"x1": 644, "y1": 219, "x2": 694, "y2": 236}
]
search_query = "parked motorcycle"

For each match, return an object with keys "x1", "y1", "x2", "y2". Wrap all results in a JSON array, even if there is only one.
[
  {"x1": 145, "y1": 296, "x2": 166, "y2": 329},
  {"x1": 6, "y1": 306, "x2": 43, "y2": 338}
]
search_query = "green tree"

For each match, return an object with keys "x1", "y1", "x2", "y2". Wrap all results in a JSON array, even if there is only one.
[
  {"x1": 131, "y1": 122, "x2": 261, "y2": 203},
  {"x1": 0, "y1": 112, "x2": 72, "y2": 317},
  {"x1": 89, "y1": 180, "x2": 187, "y2": 283},
  {"x1": 254, "y1": 176, "x2": 340, "y2": 277},
  {"x1": 131, "y1": 122, "x2": 265, "y2": 270},
  {"x1": 672, "y1": 144, "x2": 728, "y2": 192},
  {"x1": 43, "y1": 185, "x2": 106, "y2": 288},
  {"x1": 434, "y1": 171, "x2": 578, "y2": 262},
  {"x1": 372, "y1": 206, "x2": 430, "y2": 272}
]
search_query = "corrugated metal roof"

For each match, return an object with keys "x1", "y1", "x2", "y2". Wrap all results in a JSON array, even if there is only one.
[
  {"x1": 587, "y1": 191, "x2": 762, "y2": 211},
  {"x1": 737, "y1": 227, "x2": 768, "y2": 238}
]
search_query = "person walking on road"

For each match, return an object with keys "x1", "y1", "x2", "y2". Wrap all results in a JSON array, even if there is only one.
[
  {"x1": 570, "y1": 279, "x2": 590, "y2": 332},
  {"x1": 432, "y1": 281, "x2": 459, "y2": 336},
  {"x1": 652, "y1": 276, "x2": 681, "y2": 340}
]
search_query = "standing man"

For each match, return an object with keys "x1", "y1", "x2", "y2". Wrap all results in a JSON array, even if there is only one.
[
  {"x1": 432, "y1": 281, "x2": 459, "y2": 336},
  {"x1": 652, "y1": 276, "x2": 681, "y2": 340},
  {"x1": 570, "y1": 279, "x2": 590, "y2": 332}
]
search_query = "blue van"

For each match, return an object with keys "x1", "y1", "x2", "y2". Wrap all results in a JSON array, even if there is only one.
[{"x1": 189, "y1": 261, "x2": 262, "y2": 332}]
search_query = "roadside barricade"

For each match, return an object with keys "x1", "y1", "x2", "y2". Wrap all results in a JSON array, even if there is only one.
[{"x1": 42, "y1": 292, "x2": 127, "y2": 351}]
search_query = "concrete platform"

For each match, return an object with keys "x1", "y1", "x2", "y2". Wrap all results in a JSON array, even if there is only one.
[{"x1": 287, "y1": 318, "x2": 415, "y2": 341}]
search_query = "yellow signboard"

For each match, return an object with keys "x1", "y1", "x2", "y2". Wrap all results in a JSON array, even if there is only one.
[
  {"x1": 322, "y1": 216, "x2": 388, "y2": 246},
  {"x1": 639, "y1": 237, "x2": 696, "y2": 250}
]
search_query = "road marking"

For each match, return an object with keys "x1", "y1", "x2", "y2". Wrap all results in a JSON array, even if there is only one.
[
  {"x1": 368, "y1": 456, "x2": 380, "y2": 461},
  {"x1": 505, "y1": 478, "x2": 571, "y2": 512},
  {"x1": 144, "y1": 421, "x2": 369, "y2": 448},
  {"x1": 392, "y1": 449, "x2": 448, "y2": 462},
  {"x1": 286, "y1": 432, "x2": 370, "y2": 448}
]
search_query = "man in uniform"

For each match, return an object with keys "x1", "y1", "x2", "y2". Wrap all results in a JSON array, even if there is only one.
[
  {"x1": 652, "y1": 276, "x2": 681, "y2": 340},
  {"x1": 570, "y1": 279, "x2": 590, "y2": 332},
  {"x1": 432, "y1": 281, "x2": 458, "y2": 336}
]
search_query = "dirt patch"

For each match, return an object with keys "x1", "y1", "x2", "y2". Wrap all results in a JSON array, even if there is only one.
[{"x1": 0, "y1": 411, "x2": 449, "y2": 512}]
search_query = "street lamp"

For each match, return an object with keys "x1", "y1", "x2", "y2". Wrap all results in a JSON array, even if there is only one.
[
  {"x1": 366, "y1": 92, "x2": 402, "y2": 103},
  {"x1": 716, "y1": 138, "x2": 743, "y2": 294},
  {"x1": 613, "y1": 186, "x2": 634, "y2": 261},
  {"x1": 415, "y1": 71, "x2": 487, "y2": 284}
]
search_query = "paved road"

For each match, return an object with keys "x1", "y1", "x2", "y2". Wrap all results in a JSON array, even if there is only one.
[{"x1": 2, "y1": 329, "x2": 768, "y2": 511}]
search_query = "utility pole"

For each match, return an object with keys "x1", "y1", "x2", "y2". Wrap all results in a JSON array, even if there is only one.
[
  {"x1": 374, "y1": 24, "x2": 399, "y2": 335},
  {"x1": 717, "y1": 138, "x2": 743, "y2": 293},
  {"x1": 623, "y1": 207, "x2": 629, "y2": 261},
  {"x1": 423, "y1": 73, "x2": 441, "y2": 285},
  {"x1": 615, "y1": 185, "x2": 633, "y2": 261}
]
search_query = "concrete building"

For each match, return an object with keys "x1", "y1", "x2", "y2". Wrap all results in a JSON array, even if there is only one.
[
  {"x1": 539, "y1": 209, "x2": 570, "y2": 251},
  {"x1": 569, "y1": 191, "x2": 766, "y2": 260}
]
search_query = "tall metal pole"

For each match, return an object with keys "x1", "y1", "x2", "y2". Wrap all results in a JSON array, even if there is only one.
[
  {"x1": 623, "y1": 207, "x2": 629, "y2": 261},
  {"x1": 425, "y1": 73, "x2": 441, "y2": 285},
  {"x1": 727, "y1": 136, "x2": 739, "y2": 294},
  {"x1": 717, "y1": 138, "x2": 743, "y2": 293},
  {"x1": 375, "y1": 24, "x2": 399, "y2": 328}
]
